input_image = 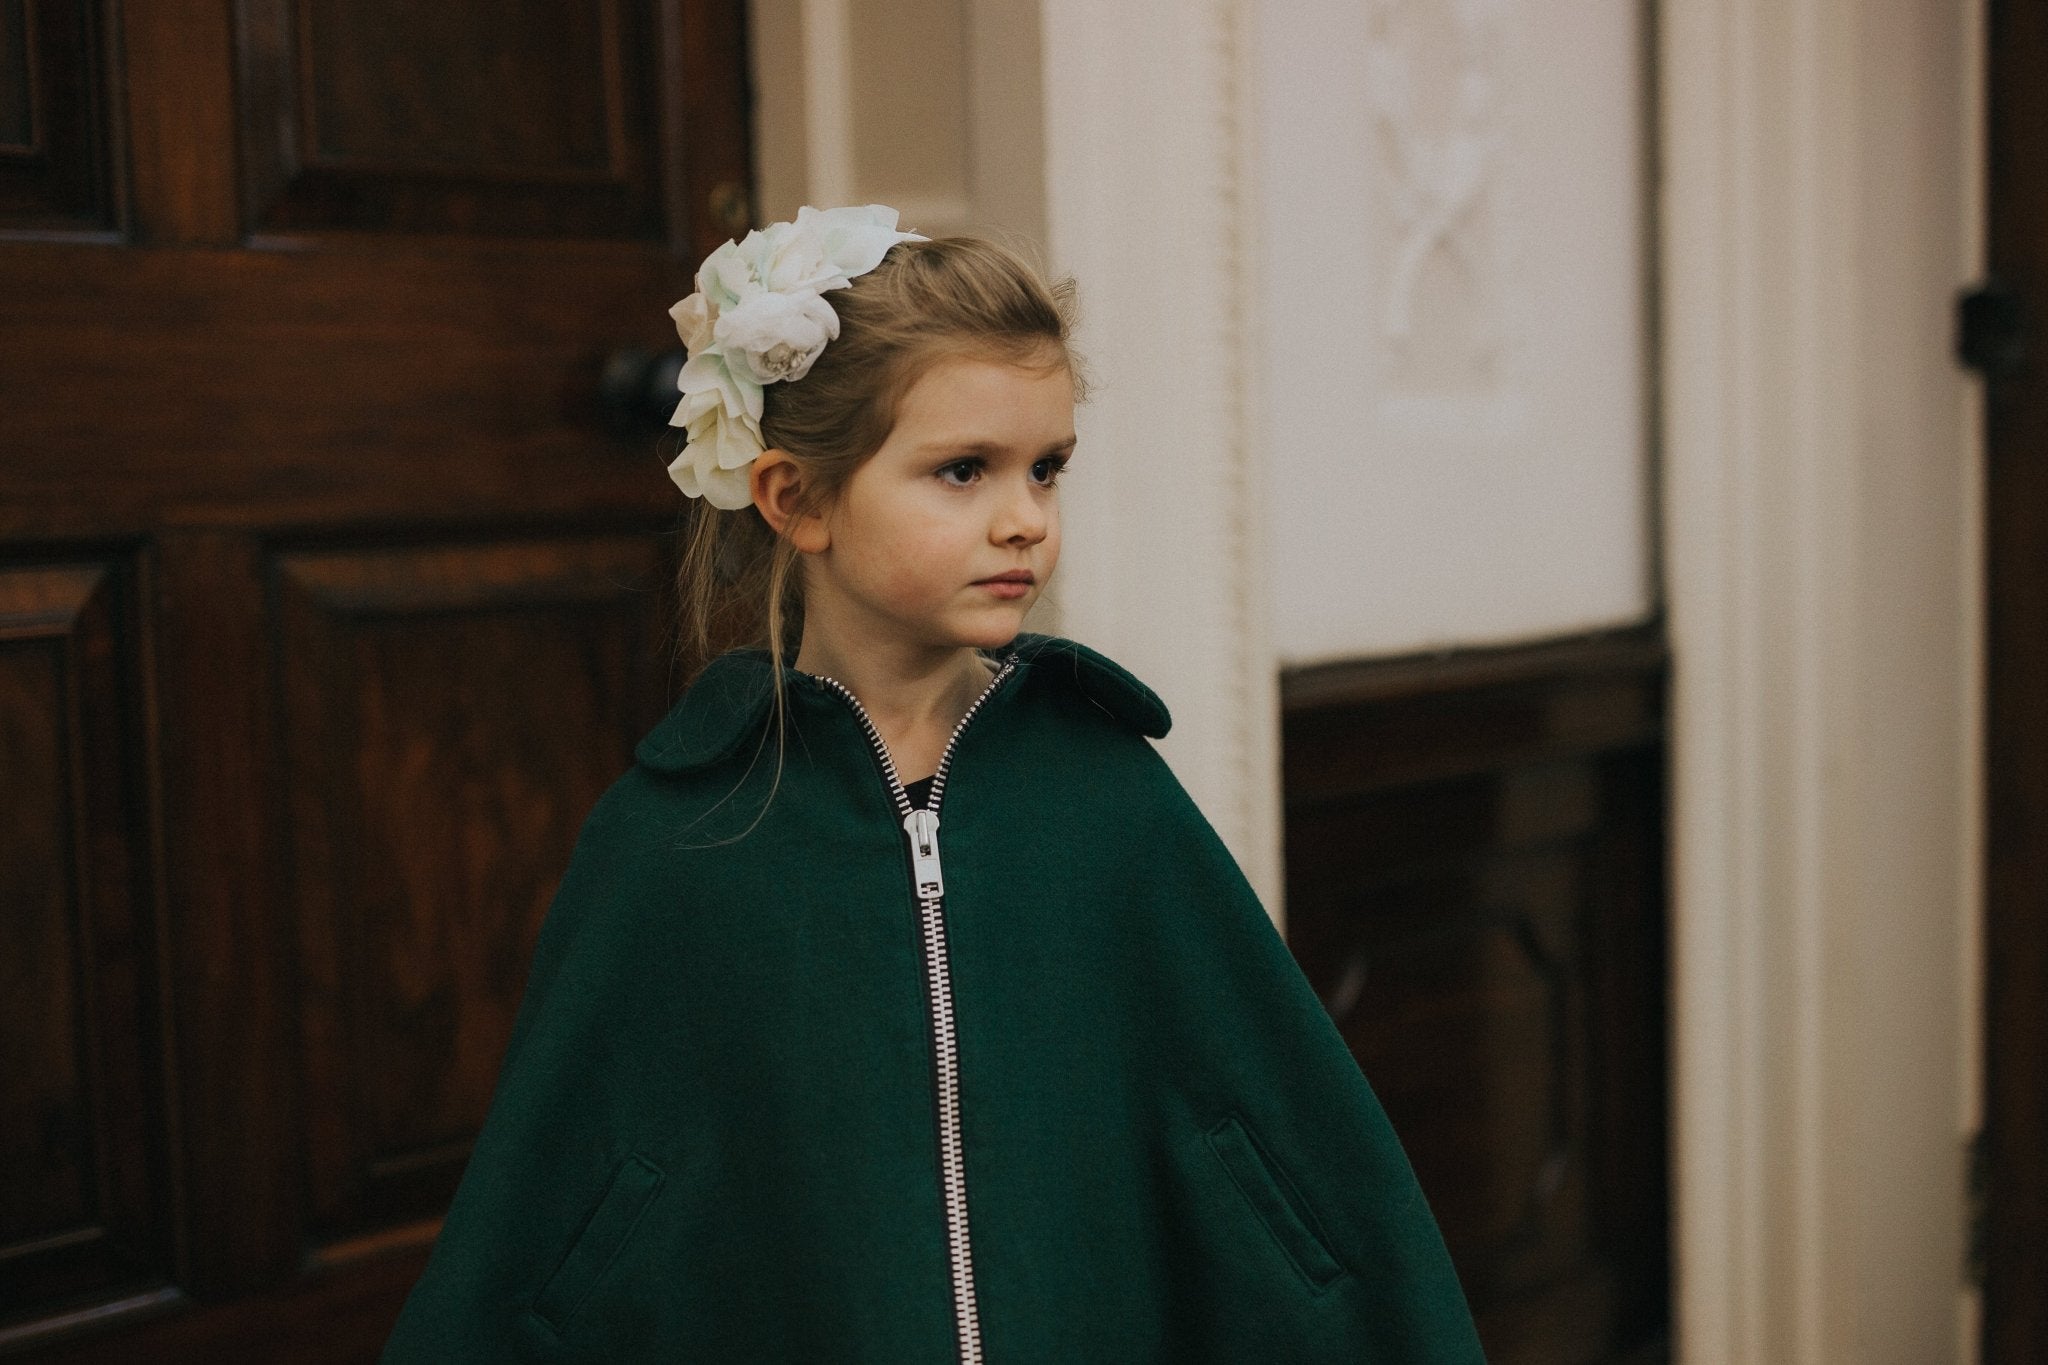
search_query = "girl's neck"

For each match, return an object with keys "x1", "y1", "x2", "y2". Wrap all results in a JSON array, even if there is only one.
[{"x1": 793, "y1": 633, "x2": 998, "y2": 737}]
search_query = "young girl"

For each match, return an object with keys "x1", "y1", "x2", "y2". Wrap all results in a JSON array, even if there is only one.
[{"x1": 381, "y1": 205, "x2": 1483, "y2": 1363}]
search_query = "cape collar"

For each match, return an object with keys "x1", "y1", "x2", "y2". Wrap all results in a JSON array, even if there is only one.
[{"x1": 635, "y1": 630, "x2": 1172, "y2": 775}]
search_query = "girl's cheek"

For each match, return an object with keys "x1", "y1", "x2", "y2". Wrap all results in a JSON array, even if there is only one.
[{"x1": 878, "y1": 557, "x2": 934, "y2": 598}]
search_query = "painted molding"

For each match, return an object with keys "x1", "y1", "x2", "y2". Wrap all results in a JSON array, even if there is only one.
[
  {"x1": 1659, "y1": 0, "x2": 1978, "y2": 1359},
  {"x1": 797, "y1": 0, "x2": 855, "y2": 207},
  {"x1": 745, "y1": 0, "x2": 805, "y2": 224},
  {"x1": 1365, "y1": 0, "x2": 1503, "y2": 349},
  {"x1": 1038, "y1": 0, "x2": 1283, "y2": 916}
]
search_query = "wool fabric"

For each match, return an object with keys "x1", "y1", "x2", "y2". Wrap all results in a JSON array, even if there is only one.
[{"x1": 381, "y1": 631, "x2": 1483, "y2": 1363}]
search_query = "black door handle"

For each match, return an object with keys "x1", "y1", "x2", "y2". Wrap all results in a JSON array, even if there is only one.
[{"x1": 599, "y1": 347, "x2": 687, "y2": 434}]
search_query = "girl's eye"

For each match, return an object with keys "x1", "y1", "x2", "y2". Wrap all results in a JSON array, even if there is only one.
[{"x1": 935, "y1": 456, "x2": 1071, "y2": 488}]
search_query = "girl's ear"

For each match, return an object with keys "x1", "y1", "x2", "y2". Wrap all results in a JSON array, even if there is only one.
[{"x1": 751, "y1": 449, "x2": 830, "y2": 554}]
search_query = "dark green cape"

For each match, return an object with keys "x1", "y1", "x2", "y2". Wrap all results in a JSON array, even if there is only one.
[{"x1": 381, "y1": 632, "x2": 1483, "y2": 1362}]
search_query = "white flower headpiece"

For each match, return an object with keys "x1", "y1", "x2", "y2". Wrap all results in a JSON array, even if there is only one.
[{"x1": 665, "y1": 204, "x2": 927, "y2": 509}]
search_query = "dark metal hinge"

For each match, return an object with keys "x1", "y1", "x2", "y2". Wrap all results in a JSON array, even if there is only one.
[{"x1": 1958, "y1": 279, "x2": 2027, "y2": 378}]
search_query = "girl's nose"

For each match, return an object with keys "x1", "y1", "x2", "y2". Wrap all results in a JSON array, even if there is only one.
[{"x1": 995, "y1": 479, "x2": 1050, "y2": 544}]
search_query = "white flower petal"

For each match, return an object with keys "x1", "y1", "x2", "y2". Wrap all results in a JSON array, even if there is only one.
[
  {"x1": 693, "y1": 243, "x2": 736, "y2": 306},
  {"x1": 697, "y1": 241, "x2": 760, "y2": 312},
  {"x1": 676, "y1": 351, "x2": 727, "y2": 396},
  {"x1": 736, "y1": 222, "x2": 792, "y2": 275},
  {"x1": 677, "y1": 350, "x2": 763, "y2": 422},
  {"x1": 712, "y1": 409, "x2": 764, "y2": 469},
  {"x1": 667, "y1": 444, "x2": 703, "y2": 497},
  {"x1": 796, "y1": 204, "x2": 926, "y2": 277},
  {"x1": 676, "y1": 384, "x2": 709, "y2": 420},
  {"x1": 668, "y1": 293, "x2": 715, "y2": 353},
  {"x1": 669, "y1": 396, "x2": 763, "y2": 505},
  {"x1": 699, "y1": 462, "x2": 756, "y2": 510},
  {"x1": 714, "y1": 290, "x2": 840, "y2": 386},
  {"x1": 755, "y1": 223, "x2": 837, "y2": 293}
]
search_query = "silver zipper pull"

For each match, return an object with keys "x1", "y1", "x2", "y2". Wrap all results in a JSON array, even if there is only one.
[{"x1": 904, "y1": 807, "x2": 944, "y2": 899}]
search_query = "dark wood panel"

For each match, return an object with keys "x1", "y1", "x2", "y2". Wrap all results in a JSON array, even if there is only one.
[
  {"x1": 235, "y1": 0, "x2": 678, "y2": 238},
  {"x1": 664, "y1": 0, "x2": 755, "y2": 251},
  {"x1": 2, "y1": 1246, "x2": 423, "y2": 1362},
  {"x1": 274, "y1": 536, "x2": 673, "y2": 1248},
  {"x1": 1983, "y1": 0, "x2": 2048, "y2": 1358},
  {"x1": 0, "y1": 0, "x2": 120, "y2": 230},
  {"x1": 0, "y1": 239, "x2": 689, "y2": 539},
  {"x1": 1, "y1": 1, "x2": 30, "y2": 146},
  {"x1": 1281, "y1": 628, "x2": 1668, "y2": 1365},
  {"x1": 298, "y1": 0, "x2": 618, "y2": 173},
  {"x1": 0, "y1": 558, "x2": 173, "y2": 1329},
  {"x1": 1283, "y1": 631, "x2": 1663, "y2": 801}
]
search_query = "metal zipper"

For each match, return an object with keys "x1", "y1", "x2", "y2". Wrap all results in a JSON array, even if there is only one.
[{"x1": 808, "y1": 650, "x2": 1021, "y2": 1365}]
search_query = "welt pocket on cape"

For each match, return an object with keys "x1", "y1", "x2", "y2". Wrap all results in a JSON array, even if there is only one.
[
  {"x1": 530, "y1": 1151, "x2": 666, "y2": 1336},
  {"x1": 1204, "y1": 1111, "x2": 1346, "y2": 1293}
]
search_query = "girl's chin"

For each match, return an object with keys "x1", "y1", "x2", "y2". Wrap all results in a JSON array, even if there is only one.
[{"x1": 941, "y1": 619, "x2": 1025, "y2": 648}]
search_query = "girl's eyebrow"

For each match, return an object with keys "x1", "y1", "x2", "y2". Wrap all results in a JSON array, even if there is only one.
[{"x1": 917, "y1": 437, "x2": 1079, "y2": 456}]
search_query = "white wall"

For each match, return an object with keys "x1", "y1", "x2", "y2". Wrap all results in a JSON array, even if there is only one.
[{"x1": 1253, "y1": 0, "x2": 1654, "y2": 664}]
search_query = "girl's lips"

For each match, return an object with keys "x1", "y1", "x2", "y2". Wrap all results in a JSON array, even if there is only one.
[{"x1": 980, "y1": 581, "x2": 1031, "y2": 598}]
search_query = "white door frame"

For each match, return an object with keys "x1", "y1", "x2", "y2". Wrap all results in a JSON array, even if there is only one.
[{"x1": 1659, "y1": 0, "x2": 1983, "y2": 1358}]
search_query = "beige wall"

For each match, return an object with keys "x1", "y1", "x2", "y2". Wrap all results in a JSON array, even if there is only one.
[
  {"x1": 848, "y1": 0, "x2": 971, "y2": 226},
  {"x1": 748, "y1": 0, "x2": 1043, "y2": 243}
]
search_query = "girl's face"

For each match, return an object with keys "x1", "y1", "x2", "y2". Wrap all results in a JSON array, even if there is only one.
[{"x1": 808, "y1": 352, "x2": 1075, "y2": 658}]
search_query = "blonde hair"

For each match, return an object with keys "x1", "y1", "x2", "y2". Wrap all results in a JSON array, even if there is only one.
[{"x1": 667, "y1": 233, "x2": 1085, "y2": 838}]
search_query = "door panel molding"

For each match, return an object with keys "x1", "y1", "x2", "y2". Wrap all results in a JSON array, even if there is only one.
[
  {"x1": 274, "y1": 535, "x2": 669, "y2": 1247},
  {"x1": 0, "y1": 0, "x2": 121, "y2": 231},
  {"x1": 0, "y1": 556, "x2": 173, "y2": 1324},
  {"x1": 233, "y1": 0, "x2": 663, "y2": 238}
]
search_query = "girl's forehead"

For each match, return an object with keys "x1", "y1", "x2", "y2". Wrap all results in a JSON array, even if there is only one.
[{"x1": 892, "y1": 354, "x2": 1075, "y2": 433}]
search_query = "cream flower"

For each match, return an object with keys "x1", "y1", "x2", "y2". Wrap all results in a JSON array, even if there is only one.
[
  {"x1": 714, "y1": 289, "x2": 841, "y2": 385},
  {"x1": 742, "y1": 219, "x2": 840, "y2": 294},
  {"x1": 694, "y1": 239, "x2": 758, "y2": 313},
  {"x1": 676, "y1": 348, "x2": 762, "y2": 423},
  {"x1": 662, "y1": 204, "x2": 928, "y2": 505},
  {"x1": 796, "y1": 204, "x2": 920, "y2": 280},
  {"x1": 668, "y1": 388, "x2": 762, "y2": 510},
  {"x1": 668, "y1": 293, "x2": 715, "y2": 353}
]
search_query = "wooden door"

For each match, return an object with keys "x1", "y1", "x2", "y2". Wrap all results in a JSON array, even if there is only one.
[
  {"x1": 1984, "y1": 2, "x2": 2048, "y2": 1359},
  {"x1": 0, "y1": 3, "x2": 749, "y2": 1357}
]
